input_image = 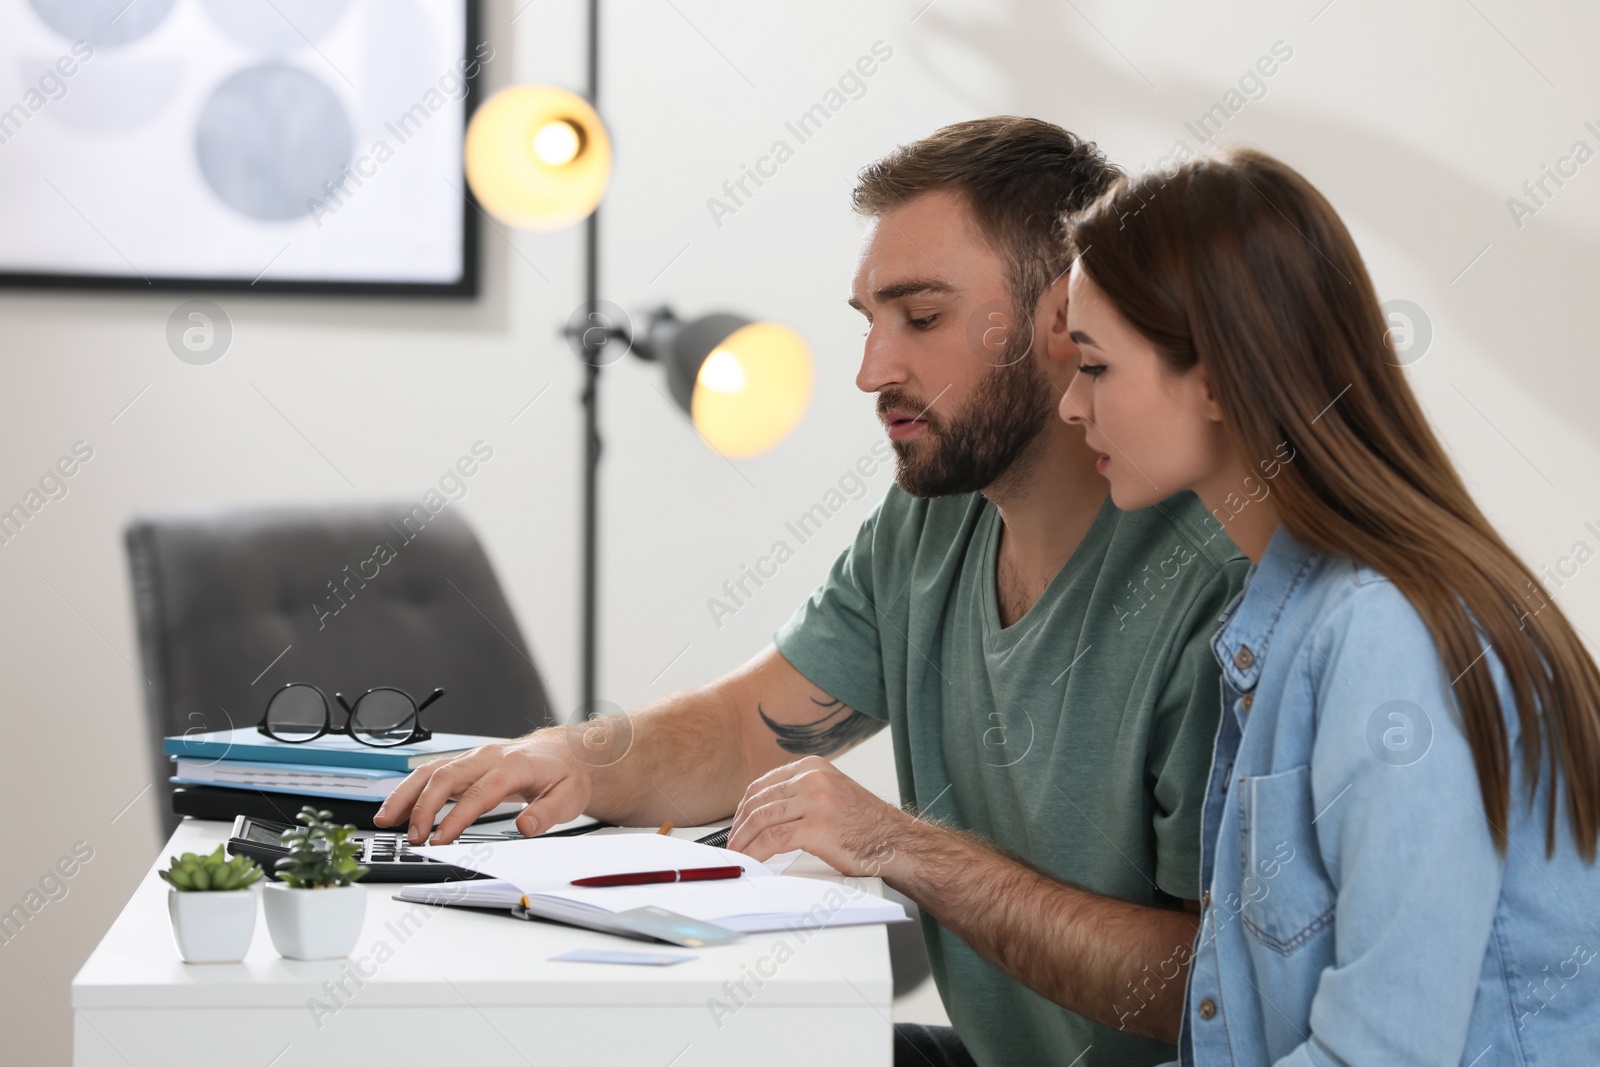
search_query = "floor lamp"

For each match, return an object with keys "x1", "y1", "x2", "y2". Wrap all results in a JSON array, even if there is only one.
[{"x1": 461, "y1": 0, "x2": 814, "y2": 720}]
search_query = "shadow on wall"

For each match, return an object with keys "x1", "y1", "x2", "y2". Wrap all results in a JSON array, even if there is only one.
[{"x1": 911, "y1": 0, "x2": 1600, "y2": 451}]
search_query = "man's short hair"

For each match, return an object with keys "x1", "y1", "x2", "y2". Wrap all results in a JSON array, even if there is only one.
[{"x1": 851, "y1": 116, "x2": 1121, "y2": 317}]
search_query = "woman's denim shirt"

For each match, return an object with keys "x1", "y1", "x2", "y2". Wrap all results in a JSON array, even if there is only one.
[{"x1": 1177, "y1": 523, "x2": 1600, "y2": 1066}]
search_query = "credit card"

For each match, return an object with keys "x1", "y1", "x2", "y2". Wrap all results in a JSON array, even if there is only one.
[{"x1": 608, "y1": 906, "x2": 745, "y2": 947}]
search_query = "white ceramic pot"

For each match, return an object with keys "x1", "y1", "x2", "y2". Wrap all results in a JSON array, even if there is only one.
[
  {"x1": 168, "y1": 886, "x2": 258, "y2": 963},
  {"x1": 262, "y1": 882, "x2": 366, "y2": 960}
]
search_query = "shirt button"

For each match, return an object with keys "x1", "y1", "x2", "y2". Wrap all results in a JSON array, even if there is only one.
[
  {"x1": 1199, "y1": 998, "x2": 1217, "y2": 1020},
  {"x1": 1240, "y1": 692, "x2": 1254, "y2": 712},
  {"x1": 1201, "y1": 889, "x2": 1210, "y2": 909},
  {"x1": 1234, "y1": 645, "x2": 1255, "y2": 670}
]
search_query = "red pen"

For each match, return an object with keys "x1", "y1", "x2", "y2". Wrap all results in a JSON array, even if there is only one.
[{"x1": 570, "y1": 865, "x2": 744, "y2": 888}]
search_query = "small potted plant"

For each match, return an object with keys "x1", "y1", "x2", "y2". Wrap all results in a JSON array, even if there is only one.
[
  {"x1": 161, "y1": 845, "x2": 263, "y2": 963},
  {"x1": 261, "y1": 806, "x2": 370, "y2": 960}
]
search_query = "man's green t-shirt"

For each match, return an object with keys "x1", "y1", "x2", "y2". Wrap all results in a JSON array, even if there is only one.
[{"x1": 774, "y1": 484, "x2": 1249, "y2": 1067}]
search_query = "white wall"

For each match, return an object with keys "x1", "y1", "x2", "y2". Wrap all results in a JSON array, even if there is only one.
[{"x1": 5, "y1": 1, "x2": 1600, "y2": 1062}]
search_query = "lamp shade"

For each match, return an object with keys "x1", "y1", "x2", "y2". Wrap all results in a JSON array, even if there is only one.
[
  {"x1": 463, "y1": 85, "x2": 611, "y2": 230},
  {"x1": 659, "y1": 315, "x2": 812, "y2": 458}
]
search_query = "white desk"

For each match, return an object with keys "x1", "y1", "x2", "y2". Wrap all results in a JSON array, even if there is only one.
[{"x1": 72, "y1": 818, "x2": 892, "y2": 1066}]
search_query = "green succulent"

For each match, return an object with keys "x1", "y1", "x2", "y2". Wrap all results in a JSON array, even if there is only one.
[
  {"x1": 274, "y1": 806, "x2": 370, "y2": 889},
  {"x1": 160, "y1": 844, "x2": 264, "y2": 892}
]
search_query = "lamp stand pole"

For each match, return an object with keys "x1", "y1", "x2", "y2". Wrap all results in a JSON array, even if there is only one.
[{"x1": 579, "y1": 0, "x2": 602, "y2": 719}]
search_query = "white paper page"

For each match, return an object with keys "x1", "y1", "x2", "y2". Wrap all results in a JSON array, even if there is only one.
[
  {"x1": 764, "y1": 849, "x2": 804, "y2": 874},
  {"x1": 412, "y1": 834, "x2": 771, "y2": 893},
  {"x1": 585, "y1": 827, "x2": 803, "y2": 875}
]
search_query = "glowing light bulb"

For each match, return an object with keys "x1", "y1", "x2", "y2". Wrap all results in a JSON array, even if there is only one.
[
  {"x1": 532, "y1": 120, "x2": 581, "y2": 166},
  {"x1": 690, "y1": 322, "x2": 812, "y2": 457},
  {"x1": 463, "y1": 86, "x2": 611, "y2": 231},
  {"x1": 698, "y1": 349, "x2": 748, "y2": 394}
]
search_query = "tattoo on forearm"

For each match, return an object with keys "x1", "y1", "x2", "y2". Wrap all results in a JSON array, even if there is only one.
[{"x1": 759, "y1": 697, "x2": 884, "y2": 756}]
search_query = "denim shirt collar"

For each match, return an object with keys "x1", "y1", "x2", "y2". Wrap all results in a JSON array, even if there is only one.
[{"x1": 1210, "y1": 523, "x2": 1320, "y2": 692}]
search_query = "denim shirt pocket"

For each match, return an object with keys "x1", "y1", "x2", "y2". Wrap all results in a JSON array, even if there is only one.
[{"x1": 1237, "y1": 764, "x2": 1336, "y2": 955}]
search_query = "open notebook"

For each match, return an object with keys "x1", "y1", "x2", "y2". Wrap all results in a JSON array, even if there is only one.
[{"x1": 403, "y1": 834, "x2": 906, "y2": 933}]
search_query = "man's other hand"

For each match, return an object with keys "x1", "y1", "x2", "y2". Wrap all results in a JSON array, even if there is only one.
[{"x1": 727, "y1": 755, "x2": 909, "y2": 879}]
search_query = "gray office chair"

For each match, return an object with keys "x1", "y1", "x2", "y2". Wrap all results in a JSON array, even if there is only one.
[{"x1": 126, "y1": 502, "x2": 556, "y2": 839}]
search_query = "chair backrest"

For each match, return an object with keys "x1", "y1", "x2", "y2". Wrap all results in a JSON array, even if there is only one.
[{"x1": 126, "y1": 502, "x2": 555, "y2": 837}]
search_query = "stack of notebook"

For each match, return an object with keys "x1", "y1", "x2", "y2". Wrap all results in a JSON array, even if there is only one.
[{"x1": 165, "y1": 728, "x2": 521, "y2": 829}]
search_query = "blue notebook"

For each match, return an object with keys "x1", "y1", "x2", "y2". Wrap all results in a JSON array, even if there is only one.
[
  {"x1": 170, "y1": 756, "x2": 404, "y2": 801},
  {"x1": 164, "y1": 727, "x2": 501, "y2": 771}
]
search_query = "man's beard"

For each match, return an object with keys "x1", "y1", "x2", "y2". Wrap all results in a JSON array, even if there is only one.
[{"x1": 879, "y1": 324, "x2": 1055, "y2": 499}]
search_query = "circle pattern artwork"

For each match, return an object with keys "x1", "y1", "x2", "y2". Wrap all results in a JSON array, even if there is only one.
[
  {"x1": 195, "y1": 64, "x2": 353, "y2": 222},
  {"x1": 200, "y1": 0, "x2": 350, "y2": 52},
  {"x1": 28, "y1": 0, "x2": 176, "y2": 48}
]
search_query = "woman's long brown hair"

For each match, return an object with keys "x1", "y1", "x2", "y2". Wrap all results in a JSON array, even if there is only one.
[{"x1": 1065, "y1": 147, "x2": 1600, "y2": 860}]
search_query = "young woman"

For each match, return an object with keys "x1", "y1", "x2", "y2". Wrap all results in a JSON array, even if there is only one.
[{"x1": 1057, "y1": 148, "x2": 1600, "y2": 1066}]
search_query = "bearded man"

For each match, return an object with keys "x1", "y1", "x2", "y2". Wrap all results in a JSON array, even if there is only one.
[{"x1": 378, "y1": 117, "x2": 1248, "y2": 1067}]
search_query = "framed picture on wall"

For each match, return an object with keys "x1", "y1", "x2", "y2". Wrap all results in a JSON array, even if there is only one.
[{"x1": 0, "y1": 0, "x2": 483, "y2": 295}]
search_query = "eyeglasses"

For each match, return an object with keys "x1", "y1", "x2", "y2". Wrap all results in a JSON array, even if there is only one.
[{"x1": 257, "y1": 683, "x2": 445, "y2": 748}]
